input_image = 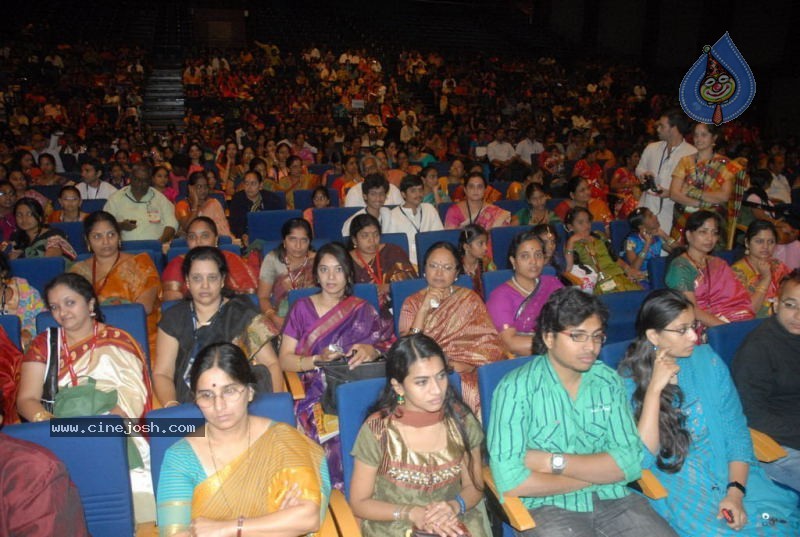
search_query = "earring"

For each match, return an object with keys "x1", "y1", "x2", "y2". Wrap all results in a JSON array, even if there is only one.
[
  {"x1": 744, "y1": 245, "x2": 750, "y2": 255},
  {"x1": 90, "y1": 311, "x2": 97, "y2": 318},
  {"x1": 397, "y1": 393, "x2": 405, "y2": 406},
  {"x1": 653, "y1": 344, "x2": 658, "y2": 352}
]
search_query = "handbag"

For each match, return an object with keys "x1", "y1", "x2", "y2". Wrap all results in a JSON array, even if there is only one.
[
  {"x1": 316, "y1": 358, "x2": 386, "y2": 415},
  {"x1": 53, "y1": 377, "x2": 118, "y2": 418}
]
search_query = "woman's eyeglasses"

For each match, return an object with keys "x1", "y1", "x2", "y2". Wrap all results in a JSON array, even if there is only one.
[
  {"x1": 661, "y1": 321, "x2": 699, "y2": 336},
  {"x1": 195, "y1": 385, "x2": 247, "y2": 408}
]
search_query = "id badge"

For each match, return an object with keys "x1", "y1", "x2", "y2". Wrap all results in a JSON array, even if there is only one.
[
  {"x1": 598, "y1": 277, "x2": 617, "y2": 293},
  {"x1": 146, "y1": 206, "x2": 161, "y2": 224}
]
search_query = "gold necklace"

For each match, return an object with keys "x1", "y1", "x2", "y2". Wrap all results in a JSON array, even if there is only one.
[{"x1": 207, "y1": 416, "x2": 251, "y2": 514}]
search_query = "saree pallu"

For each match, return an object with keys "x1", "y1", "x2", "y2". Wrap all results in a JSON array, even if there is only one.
[
  {"x1": 0, "y1": 326, "x2": 22, "y2": 424},
  {"x1": 289, "y1": 295, "x2": 395, "y2": 488},
  {"x1": 486, "y1": 276, "x2": 564, "y2": 335},
  {"x1": 158, "y1": 423, "x2": 330, "y2": 537},
  {"x1": 573, "y1": 159, "x2": 608, "y2": 202},
  {"x1": 267, "y1": 256, "x2": 315, "y2": 319},
  {"x1": 444, "y1": 203, "x2": 510, "y2": 230},
  {"x1": 670, "y1": 154, "x2": 745, "y2": 243},
  {"x1": 512, "y1": 207, "x2": 560, "y2": 226},
  {"x1": 353, "y1": 243, "x2": 417, "y2": 331},
  {"x1": 175, "y1": 199, "x2": 232, "y2": 238},
  {"x1": 573, "y1": 236, "x2": 642, "y2": 295},
  {"x1": 398, "y1": 287, "x2": 505, "y2": 414},
  {"x1": 162, "y1": 251, "x2": 260, "y2": 298},
  {"x1": 667, "y1": 255, "x2": 754, "y2": 325},
  {"x1": 17, "y1": 227, "x2": 77, "y2": 260},
  {"x1": 275, "y1": 174, "x2": 319, "y2": 209},
  {"x1": 465, "y1": 257, "x2": 496, "y2": 300},
  {"x1": 731, "y1": 258, "x2": 791, "y2": 318},
  {"x1": 610, "y1": 167, "x2": 640, "y2": 218},
  {"x1": 71, "y1": 252, "x2": 161, "y2": 360},
  {"x1": 554, "y1": 199, "x2": 613, "y2": 224}
]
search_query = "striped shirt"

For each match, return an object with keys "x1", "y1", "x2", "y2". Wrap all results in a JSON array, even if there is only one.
[{"x1": 487, "y1": 355, "x2": 643, "y2": 511}]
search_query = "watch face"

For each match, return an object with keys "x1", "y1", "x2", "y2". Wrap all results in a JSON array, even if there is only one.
[{"x1": 552, "y1": 454, "x2": 566, "y2": 470}]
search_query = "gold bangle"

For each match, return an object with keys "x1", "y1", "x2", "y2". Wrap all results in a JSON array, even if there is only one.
[{"x1": 33, "y1": 410, "x2": 54, "y2": 422}]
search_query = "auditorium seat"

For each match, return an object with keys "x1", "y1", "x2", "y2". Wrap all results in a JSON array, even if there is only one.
[
  {"x1": 247, "y1": 209, "x2": 303, "y2": 242},
  {"x1": 293, "y1": 188, "x2": 340, "y2": 210},
  {"x1": 389, "y1": 275, "x2": 472, "y2": 335},
  {"x1": 414, "y1": 229, "x2": 461, "y2": 265},
  {"x1": 312, "y1": 207, "x2": 360, "y2": 241},
  {"x1": 9, "y1": 257, "x2": 65, "y2": 296},
  {"x1": 599, "y1": 290, "x2": 649, "y2": 343},
  {"x1": 706, "y1": 318, "x2": 764, "y2": 367},
  {"x1": 51, "y1": 221, "x2": 88, "y2": 255},
  {"x1": 490, "y1": 225, "x2": 530, "y2": 269},
  {"x1": 0, "y1": 314, "x2": 21, "y2": 349}
]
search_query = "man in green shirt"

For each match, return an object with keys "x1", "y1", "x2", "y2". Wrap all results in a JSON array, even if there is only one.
[{"x1": 487, "y1": 287, "x2": 676, "y2": 536}]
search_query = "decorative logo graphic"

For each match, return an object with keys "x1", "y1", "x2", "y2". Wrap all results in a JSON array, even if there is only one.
[{"x1": 679, "y1": 32, "x2": 756, "y2": 126}]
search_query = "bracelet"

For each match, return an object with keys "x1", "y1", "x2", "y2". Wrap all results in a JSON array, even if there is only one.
[
  {"x1": 409, "y1": 327, "x2": 423, "y2": 334},
  {"x1": 727, "y1": 481, "x2": 747, "y2": 496},
  {"x1": 237, "y1": 515, "x2": 244, "y2": 537},
  {"x1": 32, "y1": 410, "x2": 54, "y2": 422},
  {"x1": 164, "y1": 400, "x2": 180, "y2": 408},
  {"x1": 393, "y1": 505, "x2": 409, "y2": 521},
  {"x1": 454, "y1": 494, "x2": 466, "y2": 516},
  {"x1": 565, "y1": 249, "x2": 575, "y2": 255},
  {"x1": 754, "y1": 285, "x2": 768, "y2": 293}
]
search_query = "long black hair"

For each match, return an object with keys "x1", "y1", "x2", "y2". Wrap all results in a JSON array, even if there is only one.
[
  {"x1": 190, "y1": 342, "x2": 256, "y2": 394},
  {"x1": 618, "y1": 289, "x2": 692, "y2": 473},
  {"x1": 369, "y1": 334, "x2": 482, "y2": 490}
]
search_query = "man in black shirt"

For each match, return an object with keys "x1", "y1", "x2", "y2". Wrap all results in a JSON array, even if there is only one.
[{"x1": 732, "y1": 269, "x2": 800, "y2": 492}]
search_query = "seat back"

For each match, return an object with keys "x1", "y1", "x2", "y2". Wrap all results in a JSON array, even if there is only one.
[
  {"x1": 166, "y1": 243, "x2": 242, "y2": 263},
  {"x1": 477, "y1": 356, "x2": 535, "y2": 426},
  {"x1": 647, "y1": 256, "x2": 668, "y2": 290},
  {"x1": 247, "y1": 209, "x2": 303, "y2": 242},
  {"x1": 490, "y1": 225, "x2": 530, "y2": 269},
  {"x1": 599, "y1": 290, "x2": 649, "y2": 343},
  {"x1": 312, "y1": 207, "x2": 360, "y2": 241},
  {"x1": 377, "y1": 232, "x2": 408, "y2": 255},
  {"x1": 36, "y1": 303, "x2": 152, "y2": 371},
  {"x1": 0, "y1": 314, "x2": 21, "y2": 349},
  {"x1": 81, "y1": 199, "x2": 106, "y2": 214},
  {"x1": 288, "y1": 283, "x2": 380, "y2": 312},
  {"x1": 437, "y1": 201, "x2": 454, "y2": 223},
  {"x1": 609, "y1": 220, "x2": 631, "y2": 256},
  {"x1": 51, "y1": 221, "x2": 88, "y2": 255},
  {"x1": 336, "y1": 374, "x2": 461, "y2": 498},
  {"x1": 414, "y1": 229, "x2": 461, "y2": 266},
  {"x1": 171, "y1": 235, "x2": 233, "y2": 248},
  {"x1": 706, "y1": 318, "x2": 764, "y2": 367},
  {"x1": 9, "y1": 257, "x2": 66, "y2": 296},
  {"x1": 494, "y1": 199, "x2": 526, "y2": 215},
  {"x1": 597, "y1": 339, "x2": 633, "y2": 371},
  {"x1": 389, "y1": 276, "x2": 473, "y2": 335},
  {"x1": 3, "y1": 417, "x2": 134, "y2": 537},
  {"x1": 293, "y1": 188, "x2": 340, "y2": 210},
  {"x1": 146, "y1": 392, "x2": 295, "y2": 491}
]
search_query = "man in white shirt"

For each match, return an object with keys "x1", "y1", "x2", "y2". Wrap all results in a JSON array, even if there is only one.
[
  {"x1": 487, "y1": 127, "x2": 517, "y2": 178},
  {"x1": 636, "y1": 109, "x2": 697, "y2": 235},
  {"x1": 345, "y1": 155, "x2": 403, "y2": 207},
  {"x1": 766, "y1": 154, "x2": 792, "y2": 204},
  {"x1": 30, "y1": 132, "x2": 65, "y2": 173},
  {"x1": 104, "y1": 163, "x2": 177, "y2": 243},
  {"x1": 342, "y1": 174, "x2": 393, "y2": 237},
  {"x1": 515, "y1": 126, "x2": 545, "y2": 166},
  {"x1": 76, "y1": 160, "x2": 117, "y2": 200},
  {"x1": 386, "y1": 175, "x2": 443, "y2": 264}
]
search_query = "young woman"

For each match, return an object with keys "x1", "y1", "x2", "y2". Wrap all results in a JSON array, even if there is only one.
[
  {"x1": 459, "y1": 224, "x2": 495, "y2": 299},
  {"x1": 275, "y1": 155, "x2": 317, "y2": 209},
  {"x1": 444, "y1": 172, "x2": 510, "y2": 230},
  {"x1": 279, "y1": 242, "x2": 394, "y2": 487},
  {"x1": 564, "y1": 207, "x2": 643, "y2": 294},
  {"x1": 619, "y1": 289, "x2": 799, "y2": 536},
  {"x1": 533, "y1": 223, "x2": 566, "y2": 274},
  {"x1": 0, "y1": 251, "x2": 44, "y2": 350},
  {"x1": 554, "y1": 176, "x2": 613, "y2": 228},
  {"x1": 48, "y1": 185, "x2": 88, "y2": 223},
  {"x1": 303, "y1": 185, "x2": 332, "y2": 228},
  {"x1": 228, "y1": 170, "x2": 285, "y2": 242},
  {"x1": 511, "y1": 182, "x2": 559, "y2": 226},
  {"x1": 9, "y1": 198, "x2": 75, "y2": 260},
  {"x1": 398, "y1": 242, "x2": 504, "y2": 413},
  {"x1": 69, "y1": 211, "x2": 161, "y2": 353},
  {"x1": 609, "y1": 149, "x2": 642, "y2": 218},
  {"x1": 35, "y1": 153, "x2": 64, "y2": 186},
  {"x1": 257, "y1": 218, "x2": 316, "y2": 331},
  {"x1": 151, "y1": 165, "x2": 178, "y2": 204},
  {"x1": 421, "y1": 165, "x2": 450, "y2": 205},
  {"x1": 174, "y1": 171, "x2": 231, "y2": 238},
  {"x1": 486, "y1": 230, "x2": 563, "y2": 356},
  {"x1": 731, "y1": 220, "x2": 791, "y2": 318},
  {"x1": 666, "y1": 211, "x2": 754, "y2": 329},
  {"x1": 156, "y1": 343, "x2": 329, "y2": 537},
  {"x1": 350, "y1": 334, "x2": 492, "y2": 537},
  {"x1": 624, "y1": 207, "x2": 674, "y2": 275}
]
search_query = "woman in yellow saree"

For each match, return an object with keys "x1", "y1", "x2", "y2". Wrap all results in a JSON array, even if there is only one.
[
  {"x1": 157, "y1": 343, "x2": 330, "y2": 537},
  {"x1": 276, "y1": 156, "x2": 319, "y2": 209}
]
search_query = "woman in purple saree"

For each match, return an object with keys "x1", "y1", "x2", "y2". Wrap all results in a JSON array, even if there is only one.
[{"x1": 279, "y1": 242, "x2": 394, "y2": 488}]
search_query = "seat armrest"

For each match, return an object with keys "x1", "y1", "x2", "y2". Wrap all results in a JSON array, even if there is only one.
[
  {"x1": 328, "y1": 489, "x2": 362, "y2": 536},
  {"x1": 482, "y1": 466, "x2": 535, "y2": 531},
  {"x1": 750, "y1": 428, "x2": 787, "y2": 463},
  {"x1": 637, "y1": 469, "x2": 667, "y2": 499},
  {"x1": 283, "y1": 371, "x2": 306, "y2": 400}
]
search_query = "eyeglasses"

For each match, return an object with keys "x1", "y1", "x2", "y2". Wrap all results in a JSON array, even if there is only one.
[
  {"x1": 779, "y1": 300, "x2": 799, "y2": 312},
  {"x1": 661, "y1": 321, "x2": 699, "y2": 336},
  {"x1": 195, "y1": 385, "x2": 247, "y2": 408},
  {"x1": 426, "y1": 262, "x2": 457, "y2": 272},
  {"x1": 188, "y1": 273, "x2": 222, "y2": 284},
  {"x1": 560, "y1": 331, "x2": 607, "y2": 344}
]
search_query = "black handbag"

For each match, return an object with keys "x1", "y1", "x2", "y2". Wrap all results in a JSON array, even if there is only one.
[{"x1": 316, "y1": 358, "x2": 386, "y2": 415}]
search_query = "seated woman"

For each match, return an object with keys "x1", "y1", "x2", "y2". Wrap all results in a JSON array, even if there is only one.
[
  {"x1": 439, "y1": 158, "x2": 467, "y2": 200},
  {"x1": 666, "y1": 210, "x2": 754, "y2": 329},
  {"x1": 276, "y1": 156, "x2": 318, "y2": 209},
  {"x1": 279, "y1": 242, "x2": 394, "y2": 487},
  {"x1": 506, "y1": 162, "x2": 546, "y2": 201},
  {"x1": 257, "y1": 218, "x2": 316, "y2": 331},
  {"x1": 175, "y1": 171, "x2": 232, "y2": 238},
  {"x1": 349, "y1": 334, "x2": 492, "y2": 537},
  {"x1": 572, "y1": 149, "x2": 608, "y2": 202},
  {"x1": 421, "y1": 165, "x2": 450, "y2": 205},
  {"x1": 459, "y1": 224, "x2": 495, "y2": 299},
  {"x1": 398, "y1": 242, "x2": 504, "y2": 414},
  {"x1": 564, "y1": 207, "x2": 643, "y2": 294},
  {"x1": 0, "y1": 251, "x2": 44, "y2": 350},
  {"x1": 624, "y1": 207, "x2": 675, "y2": 282},
  {"x1": 16, "y1": 273, "x2": 152, "y2": 520},
  {"x1": 444, "y1": 172, "x2": 510, "y2": 230},
  {"x1": 619, "y1": 289, "x2": 799, "y2": 536},
  {"x1": 228, "y1": 170, "x2": 285, "y2": 243},
  {"x1": 553, "y1": 176, "x2": 613, "y2": 228},
  {"x1": 8, "y1": 198, "x2": 76, "y2": 260},
  {"x1": 302, "y1": 185, "x2": 332, "y2": 228},
  {"x1": 163, "y1": 217, "x2": 259, "y2": 302},
  {"x1": 154, "y1": 246, "x2": 282, "y2": 406},
  {"x1": 48, "y1": 185, "x2": 88, "y2": 224},
  {"x1": 533, "y1": 223, "x2": 566, "y2": 274},
  {"x1": 156, "y1": 342, "x2": 330, "y2": 537},
  {"x1": 447, "y1": 162, "x2": 503, "y2": 203},
  {"x1": 609, "y1": 148, "x2": 642, "y2": 218},
  {"x1": 70, "y1": 211, "x2": 161, "y2": 354},
  {"x1": 486, "y1": 231, "x2": 563, "y2": 356},
  {"x1": 349, "y1": 214, "x2": 417, "y2": 331},
  {"x1": 731, "y1": 220, "x2": 791, "y2": 318},
  {"x1": 511, "y1": 182, "x2": 560, "y2": 226},
  {"x1": 35, "y1": 153, "x2": 64, "y2": 186},
  {"x1": 151, "y1": 166, "x2": 178, "y2": 204},
  {"x1": 8, "y1": 169, "x2": 52, "y2": 218}
]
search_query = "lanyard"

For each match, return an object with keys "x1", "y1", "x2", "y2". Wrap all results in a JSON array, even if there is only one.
[
  {"x1": 354, "y1": 249, "x2": 383, "y2": 284},
  {"x1": 399, "y1": 206, "x2": 422, "y2": 233},
  {"x1": 466, "y1": 201, "x2": 484, "y2": 225}
]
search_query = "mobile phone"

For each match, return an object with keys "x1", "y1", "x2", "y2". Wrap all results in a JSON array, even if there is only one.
[{"x1": 722, "y1": 508, "x2": 734, "y2": 523}]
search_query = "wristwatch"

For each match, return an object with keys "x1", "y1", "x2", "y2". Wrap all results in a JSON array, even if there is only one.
[{"x1": 551, "y1": 453, "x2": 566, "y2": 474}]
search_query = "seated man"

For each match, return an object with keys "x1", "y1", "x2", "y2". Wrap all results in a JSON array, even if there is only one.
[
  {"x1": 733, "y1": 268, "x2": 800, "y2": 492},
  {"x1": 344, "y1": 154, "x2": 403, "y2": 207},
  {"x1": 104, "y1": 162, "x2": 177, "y2": 243},
  {"x1": 487, "y1": 287, "x2": 676, "y2": 537},
  {"x1": 341, "y1": 173, "x2": 394, "y2": 237},
  {"x1": 386, "y1": 174, "x2": 443, "y2": 265},
  {"x1": 0, "y1": 389, "x2": 89, "y2": 536},
  {"x1": 75, "y1": 159, "x2": 117, "y2": 200}
]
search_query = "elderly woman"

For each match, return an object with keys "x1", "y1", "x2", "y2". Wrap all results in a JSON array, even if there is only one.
[
  {"x1": 156, "y1": 343, "x2": 330, "y2": 537},
  {"x1": 399, "y1": 242, "x2": 504, "y2": 414}
]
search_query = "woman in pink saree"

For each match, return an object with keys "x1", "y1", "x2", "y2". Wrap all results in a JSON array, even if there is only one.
[{"x1": 444, "y1": 172, "x2": 510, "y2": 230}]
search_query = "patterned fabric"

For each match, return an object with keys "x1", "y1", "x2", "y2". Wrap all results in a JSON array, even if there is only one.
[
  {"x1": 275, "y1": 174, "x2": 319, "y2": 209},
  {"x1": 398, "y1": 286, "x2": 504, "y2": 414},
  {"x1": 352, "y1": 243, "x2": 417, "y2": 330},
  {"x1": 13, "y1": 227, "x2": 76, "y2": 260},
  {"x1": 157, "y1": 422, "x2": 330, "y2": 537},
  {"x1": 554, "y1": 199, "x2": 613, "y2": 224},
  {"x1": 258, "y1": 250, "x2": 315, "y2": 318},
  {"x1": 573, "y1": 159, "x2": 608, "y2": 201},
  {"x1": 611, "y1": 167, "x2": 640, "y2": 218},
  {"x1": 512, "y1": 207, "x2": 560, "y2": 226},
  {"x1": 485, "y1": 276, "x2": 564, "y2": 334},
  {"x1": 162, "y1": 251, "x2": 260, "y2": 299},
  {"x1": 444, "y1": 203, "x2": 510, "y2": 230},
  {"x1": 572, "y1": 235, "x2": 643, "y2": 294},
  {"x1": 352, "y1": 411, "x2": 491, "y2": 537},
  {"x1": 0, "y1": 325, "x2": 22, "y2": 423},
  {"x1": 174, "y1": 198, "x2": 232, "y2": 238},
  {"x1": 0, "y1": 276, "x2": 44, "y2": 346},
  {"x1": 731, "y1": 258, "x2": 791, "y2": 318}
]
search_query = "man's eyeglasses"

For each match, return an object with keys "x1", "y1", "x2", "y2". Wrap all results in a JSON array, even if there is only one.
[
  {"x1": 661, "y1": 321, "x2": 699, "y2": 336},
  {"x1": 560, "y1": 331, "x2": 607, "y2": 344},
  {"x1": 779, "y1": 300, "x2": 799, "y2": 312}
]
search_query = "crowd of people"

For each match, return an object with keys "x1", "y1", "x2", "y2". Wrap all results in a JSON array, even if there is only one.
[{"x1": 0, "y1": 19, "x2": 799, "y2": 537}]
